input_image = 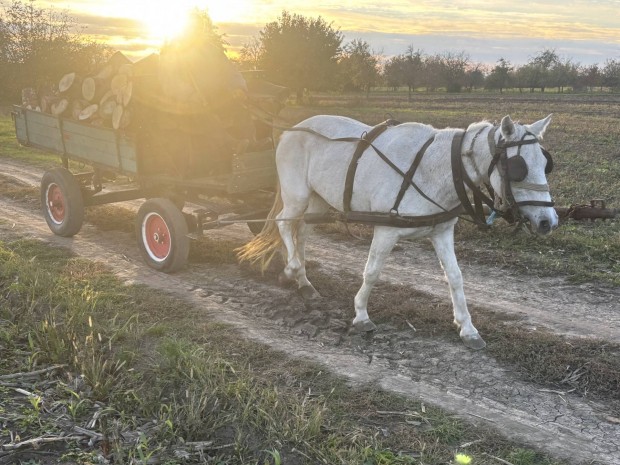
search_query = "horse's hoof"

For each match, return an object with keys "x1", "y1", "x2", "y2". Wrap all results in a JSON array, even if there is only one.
[
  {"x1": 298, "y1": 285, "x2": 321, "y2": 301},
  {"x1": 351, "y1": 319, "x2": 377, "y2": 333},
  {"x1": 461, "y1": 334, "x2": 486, "y2": 350},
  {"x1": 278, "y1": 271, "x2": 295, "y2": 287}
]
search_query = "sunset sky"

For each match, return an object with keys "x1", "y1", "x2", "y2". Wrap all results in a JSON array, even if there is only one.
[{"x1": 32, "y1": 0, "x2": 620, "y2": 66}]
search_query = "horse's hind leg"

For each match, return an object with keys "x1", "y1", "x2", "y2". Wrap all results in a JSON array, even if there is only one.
[
  {"x1": 294, "y1": 194, "x2": 329, "y2": 300},
  {"x1": 352, "y1": 227, "x2": 400, "y2": 332},
  {"x1": 430, "y1": 224, "x2": 486, "y2": 350},
  {"x1": 276, "y1": 191, "x2": 323, "y2": 296}
]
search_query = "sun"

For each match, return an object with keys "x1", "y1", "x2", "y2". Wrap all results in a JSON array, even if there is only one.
[
  {"x1": 143, "y1": 5, "x2": 193, "y2": 44},
  {"x1": 139, "y1": 0, "x2": 252, "y2": 44}
]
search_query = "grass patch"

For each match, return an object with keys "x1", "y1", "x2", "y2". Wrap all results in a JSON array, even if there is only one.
[
  {"x1": 455, "y1": 219, "x2": 620, "y2": 285},
  {"x1": 0, "y1": 238, "x2": 565, "y2": 464}
]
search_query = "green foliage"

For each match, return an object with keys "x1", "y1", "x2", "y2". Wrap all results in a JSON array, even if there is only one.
[
  {"x1": 338, "y1": 39, "x2": 381, "y2": 95},
  {"x1": 0, "y1": 0, "x2": 111, "y2": 102},
  {"x1": 257, "y1": 10, "x2": 343, "y2": 103}
]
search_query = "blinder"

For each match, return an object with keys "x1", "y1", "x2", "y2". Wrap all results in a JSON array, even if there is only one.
[{"x1": 506, "y1": 155, "x2": 528, "y2": 182}]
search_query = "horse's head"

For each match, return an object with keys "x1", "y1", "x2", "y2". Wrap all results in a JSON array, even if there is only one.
[{"x1": 488, "y1": 114, "x2": 558, "y2": 235}]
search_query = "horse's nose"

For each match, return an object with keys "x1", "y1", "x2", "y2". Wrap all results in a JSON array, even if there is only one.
[{"x1": 537, "y1": 219, "x2": 551, "y2": 235}]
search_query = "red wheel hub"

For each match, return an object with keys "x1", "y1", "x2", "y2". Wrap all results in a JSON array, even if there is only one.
[
  {"x1": 47, "y1": 184, "x2": 65, "y2": 223},
  {"x1": 143, "y1": 213, "x2": 171, "y2": 260}
]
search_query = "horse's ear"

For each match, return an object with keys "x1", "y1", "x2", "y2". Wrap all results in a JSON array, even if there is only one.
[
  {"x1": 526, "y1": 114, "x2": 553, "y2": 140},
  {"x1": 500, "y1": 115, "x2": 515, "y2": 139}
]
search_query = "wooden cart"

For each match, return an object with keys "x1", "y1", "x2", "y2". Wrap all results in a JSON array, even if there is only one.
[{"x1": 12, "y1": 106, "x2": 277, "y2": 272}]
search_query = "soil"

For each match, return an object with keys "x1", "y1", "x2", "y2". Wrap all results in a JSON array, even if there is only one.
[{"x1": 1, "y1": 158, "x2": 619, "y2": 465}]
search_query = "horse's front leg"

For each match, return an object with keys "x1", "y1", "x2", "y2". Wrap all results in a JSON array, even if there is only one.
[
  {"x1": 352, "y1": 228, "x2": 399, "y2": 332},
  {"x1": 430, "y1": 225, "x2": 486, "y2": 350}
]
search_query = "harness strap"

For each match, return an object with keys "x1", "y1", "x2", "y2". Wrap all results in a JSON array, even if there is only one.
[
  {"x1": 391, "y1": 135, "x2": 436, "y2": 214},
  {"x1": 343, "y1": 120, "x2": 395, "y2": 211},
  {"x1": 451, "y1": 130, "x2": 488, "y2": 227},
  {"x1": 304, "y1": 206, "x2": 463, "y2": 228}
]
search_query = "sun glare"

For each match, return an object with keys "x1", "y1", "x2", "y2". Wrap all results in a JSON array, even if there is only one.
[
  {"x1": 144, "y1": 7, "x2": 192, "y2": 43},
  {"x1": 137, "y1": 0, "x2": 252, "y2": 44}
]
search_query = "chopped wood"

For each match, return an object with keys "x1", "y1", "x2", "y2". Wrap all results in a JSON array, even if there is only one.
[
  {"x1": 99, "y1": 97, "x2": 117, "y2": 120},
  {"x1": 0, "y1": 364, "x2": 66, "y2": 381},
  {"x1": 58, "y1": 72, "x2": 82, "y2": 95},
  {"x1": 40, "y1": 95, "x2": 58, "y2": 114},
  {"x1": 78, "y1": 104, "x2": 99, "y2": 121},
  {"x1": 122, "y1": 81, "x2": 133, "y2": 106},
  {"x1": 81, "y1": 76, "x2": 108, "y2": 102},
  {"x1": 112, "y1": 104, "x2": 124, "y2": 129},
  {"x1": 110, "y1": 74, "x2": 128, "y2": 94},
  {"x1": 51, "y1": 98, "x2": 69, "y2": 116},
  {"x1": 71, "y1": 100, "x2": 86, "y2": 120}
]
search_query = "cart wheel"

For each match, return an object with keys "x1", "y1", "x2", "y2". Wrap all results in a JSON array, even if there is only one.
[
  {"x1": 247, "y1": 221, "x2": 266, "y2": 236},
  {"x1": 136, "y1": 198, "x2": 189, "y2": 273},
  {"x1": 40, "y1": 167, "x2": 84, "y2": 237}
]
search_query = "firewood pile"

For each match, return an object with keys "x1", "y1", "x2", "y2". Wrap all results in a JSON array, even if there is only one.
[
  {"x1": 22, "y1": 51, "x2": 138, "y2": 130},
  {"x1": 20, "y1": 42, "x2": 289, "y2": 178}
]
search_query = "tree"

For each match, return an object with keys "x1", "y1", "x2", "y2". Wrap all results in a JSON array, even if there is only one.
[
  {"x1": 485, "y1": 58, "x2": 512, "y2": 93},
  {"x1": 239, "y1": 37, "x2": 262, "y2": 71},
  {"x1": 338, "y1": 39, "x2": 380, "y2": 97},
  {"x1": 0, "y1": 0, "x2": 111, "y2": 102},
  {"x1": 527, "y1": 48, "x2": 560, "y2": 92},
  {"x1": 602, "y1": 59, "x2": 620, "y2": 91},
  {"x1": 257, "y1": 10, "x2": 343, "y2": 103},
  {"x1": 438, "y1": 51, "x2": 469, "y2": 92}
]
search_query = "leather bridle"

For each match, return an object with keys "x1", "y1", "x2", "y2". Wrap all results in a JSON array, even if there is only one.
[{"x1": 454, "y1": 126, "x2": 554, "y2": 228}]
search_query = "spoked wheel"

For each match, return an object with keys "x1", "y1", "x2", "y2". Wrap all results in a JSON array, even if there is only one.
[
  {"x1": 40, "y1": 167, "x2": 85, "y2": 237},
  {"x1": 136, "y1": 198, "x2": 189, "y2": 273}
]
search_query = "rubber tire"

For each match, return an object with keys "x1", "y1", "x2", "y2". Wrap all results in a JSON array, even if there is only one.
[
  {"x1": 40, "y1": 167, "x2": 85, "y2": 237},
  {"x1": 247, "y1": 221, "x2": 266, "y2": 236},
  {"x1": 136, "y1": 198, "x2": 190, "y2": 273}
]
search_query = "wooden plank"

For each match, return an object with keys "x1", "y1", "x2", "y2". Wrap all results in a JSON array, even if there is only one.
[{"x1": 13, "y1": 107, "x2": 64, "y2": 151}]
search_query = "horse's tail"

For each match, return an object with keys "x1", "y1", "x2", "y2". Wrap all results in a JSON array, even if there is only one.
[{"x1": 236, "y1": 185, "x2": 292, "y2": 271}]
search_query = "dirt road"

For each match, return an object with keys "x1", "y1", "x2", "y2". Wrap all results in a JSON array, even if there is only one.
[{"x1": 1, "y1": 159, "x2": 619, "y2": 464}]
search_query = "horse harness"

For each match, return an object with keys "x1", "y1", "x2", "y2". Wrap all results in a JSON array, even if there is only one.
[
  {"x1": 285, "y1": 119, "x2": 554, "y2": 229},
  {"x1": 455, "y1": 126, "x2": 555, "y2": 228}
]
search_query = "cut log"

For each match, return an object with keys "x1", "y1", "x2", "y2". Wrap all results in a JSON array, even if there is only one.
[
  {"x1": 110, "y1": 74, "x2": 129, "y2": 95},
  {"x1": 71, "y1": 100, "x2": 85, "y2": 120},
  {"x1": 78, "y1": 103, "x2": 99, "y2": 121},
  {"x1": 82, "y1": 76, "x2": 108, "y2": 102},
  {"x1": 112, "y1": 104, "x2": 124, "y2": 130},
  {"x1": 40, "y1": 94, "x2": 59, "y2": 114},
  {"x1": 121, "y1": 81, "x2": 133, "y2": 106},
  {"x1": 51, "y1": 98, "x2": 69, "y2": 116},
  {"x1": 99, "y1": 98, "x2": 117, "y2": 120},
  {"x1": 58, "y1": 72, "x2": 82, "y2": 96}
]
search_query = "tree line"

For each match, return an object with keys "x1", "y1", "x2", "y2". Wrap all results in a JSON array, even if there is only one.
[
  {"x1": 240, "y1": 11, "x2": 620, "y2": 102},
  {"x1": 1, "y1": 2, "x2": 619, "y2": 105}
]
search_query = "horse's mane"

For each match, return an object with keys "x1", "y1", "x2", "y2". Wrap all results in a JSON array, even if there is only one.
[{"x1": 466, "y1": 120, "x2": 493, "y2": 133}]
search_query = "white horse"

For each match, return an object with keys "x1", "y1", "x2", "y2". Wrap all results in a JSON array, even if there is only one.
[{"x1": 238, "y1": 114, "x2": 557, "y2": 349}]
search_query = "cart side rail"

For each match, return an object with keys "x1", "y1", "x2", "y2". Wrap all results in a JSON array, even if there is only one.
[{"x1": 12, "y1": 106, "x2": 138, "y2": 176}]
